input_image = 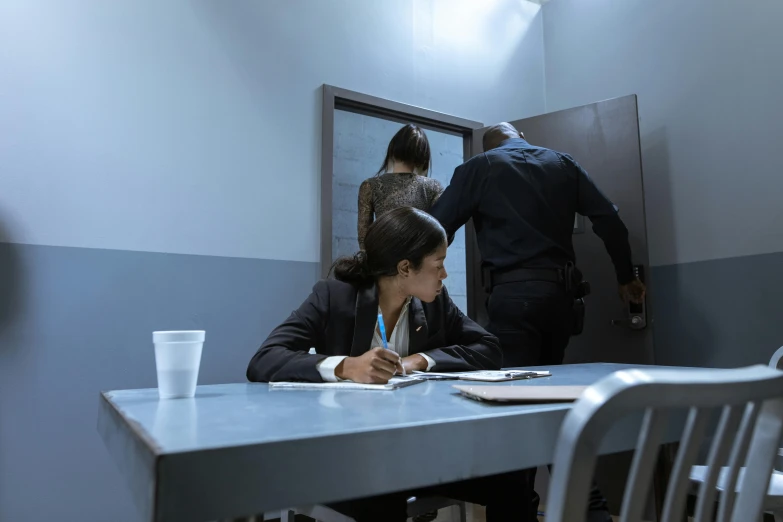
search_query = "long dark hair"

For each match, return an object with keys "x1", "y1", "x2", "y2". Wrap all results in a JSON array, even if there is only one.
[
  {"x1": 376, "y1": 124, "x2": 431, "y2": 176},
  {"x1": 331, "y1": 207, "x2": 446, "y2": 285}
]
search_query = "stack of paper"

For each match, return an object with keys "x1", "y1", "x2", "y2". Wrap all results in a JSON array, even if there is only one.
[{"x1": 269, "y1": 376, "x2": 424, "y2": 391}]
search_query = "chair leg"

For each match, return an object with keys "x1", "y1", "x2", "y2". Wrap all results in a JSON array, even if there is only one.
[{"x1": 456, "y1": 501, "x2": 467, "y2": 522}]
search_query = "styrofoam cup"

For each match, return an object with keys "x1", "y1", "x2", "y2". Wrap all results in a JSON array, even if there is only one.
[{"x1": 153, "y1": 330, "x2": 205, "y2": 399}]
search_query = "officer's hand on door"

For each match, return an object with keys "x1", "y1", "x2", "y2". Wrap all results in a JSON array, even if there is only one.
[{"x1": 619, "y1": 278, "x2": 646, "y2": 304}]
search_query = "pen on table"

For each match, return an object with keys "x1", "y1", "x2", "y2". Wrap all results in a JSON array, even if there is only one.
[
  {"x1": 377, "y1": 312, "x2": 404, "y2": 375},
  {"x1": 504, "y1": 371, "x2": 534, "y2": 378}
]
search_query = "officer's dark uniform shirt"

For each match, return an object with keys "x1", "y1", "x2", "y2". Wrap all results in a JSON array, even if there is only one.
[{"x1": 430, "y1": 138, "x2": 634, "y2": 285}]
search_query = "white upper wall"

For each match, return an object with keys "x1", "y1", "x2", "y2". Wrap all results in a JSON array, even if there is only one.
[
  {"x1": 0, "y1": 0, "x2": 545, "y2": 262},
  {"x1": 542, "y1": 0, "x2": 783, "y2": 266}
]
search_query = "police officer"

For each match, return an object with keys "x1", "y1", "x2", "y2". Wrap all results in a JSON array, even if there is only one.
[{"x1": 430, "y1": 122, "x2": 646, "y2": 522}]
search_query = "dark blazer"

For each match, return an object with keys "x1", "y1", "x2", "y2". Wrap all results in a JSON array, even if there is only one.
[{"x1": 247, "y1": 279, "x2": 502, "y2": 382}]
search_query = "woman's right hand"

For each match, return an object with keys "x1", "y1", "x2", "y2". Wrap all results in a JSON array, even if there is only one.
[{"x1": 335, "y1": 347, "x2": 403, "y2": 384}]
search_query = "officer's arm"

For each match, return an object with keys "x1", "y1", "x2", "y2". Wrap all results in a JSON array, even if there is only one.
[
  {"x1": 429, "y1": 161, "x2": 482, "y2": 242},
  {"x1": 567, "y1": 155, "x2": 635, "y2": 285}
]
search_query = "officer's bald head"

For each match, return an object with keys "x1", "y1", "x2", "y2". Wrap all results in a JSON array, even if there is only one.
[{"x1": 482, "y1": 122, "x2": 524, "y2": 152}]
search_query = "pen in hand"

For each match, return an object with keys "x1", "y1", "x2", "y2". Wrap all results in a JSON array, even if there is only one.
[{"x1": 377, "y1": 312, "x2": 405, "y2": 376}]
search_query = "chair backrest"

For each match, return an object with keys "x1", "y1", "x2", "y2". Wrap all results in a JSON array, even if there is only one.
[
  {"x1": 545, "y1": 365, "x2": 783, "y2": 522},
  {"x1": 769, "y1": 346, "x2": 783, "y2": 472},
  {"x1": 770, "y1": 346, "x2": 783, "y2": 370}
]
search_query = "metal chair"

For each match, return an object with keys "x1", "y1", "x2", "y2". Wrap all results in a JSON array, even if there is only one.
[
  {"x1": 689, "y1": 346, "x2": 783, "y2": 521},
  {"x1": 544, "y1": 365, "x2": 783, "y2": 522}
]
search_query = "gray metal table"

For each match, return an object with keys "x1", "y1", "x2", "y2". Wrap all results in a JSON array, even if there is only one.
[{"x1": 98, "y1": 363, "x2": 682, "y2": 522}]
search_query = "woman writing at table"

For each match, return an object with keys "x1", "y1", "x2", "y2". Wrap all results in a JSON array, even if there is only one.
[
  {"x1": 247, "y1": 206, "x2": 501, "y2": 384},
  {"x1": 246, "y1": 208, "x2": 531, "y2": 522}
]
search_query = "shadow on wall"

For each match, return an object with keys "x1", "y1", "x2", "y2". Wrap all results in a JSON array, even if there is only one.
[
  {"x1": 642, "y1": 127, "x2": 678, "y2": 268},
  {"x1": 0, "y1": 209, "x2": 23, "y2": 514},
  {"x1": 0, "y1": 213, "x2": 23, "y2": 343},
  {"x1": 642, "y1": 127, "x2": 715, "y2": 366}
]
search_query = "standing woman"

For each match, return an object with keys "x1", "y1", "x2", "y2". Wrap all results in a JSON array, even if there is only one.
[{"x1": 357, "y1": 124, "x2": 443, "y2": 250}]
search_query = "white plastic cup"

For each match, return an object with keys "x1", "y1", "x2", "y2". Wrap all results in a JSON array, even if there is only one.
[{"x1": 153, "y1": 330, "x2": 205, "y2": 399}]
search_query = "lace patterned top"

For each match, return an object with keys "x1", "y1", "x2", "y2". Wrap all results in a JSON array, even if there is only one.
[{"x1": 357, "y1": 173, "x2": 444, "y2": 249}]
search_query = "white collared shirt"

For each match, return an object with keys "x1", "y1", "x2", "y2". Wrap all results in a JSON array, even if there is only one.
[{"x1": 316, "y1": 297, "x2": 435, "y2": 382}]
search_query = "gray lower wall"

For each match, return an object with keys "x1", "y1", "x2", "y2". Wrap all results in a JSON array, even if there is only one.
[
  {"x1": 0, "y1": 242, "x2": 318, "y2": 522},
  {"x1": 651, "y1": 251, "x2": 783, "y2": 368}
]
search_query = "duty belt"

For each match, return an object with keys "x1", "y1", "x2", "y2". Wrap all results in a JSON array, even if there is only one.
[{"x1": 484, "y1": 262, "x2": 588, "y2": 296}]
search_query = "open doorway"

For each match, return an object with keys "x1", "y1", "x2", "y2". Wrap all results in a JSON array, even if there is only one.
[{"x1": 320, "y1": 85, "x2": 482, "y2": 315}]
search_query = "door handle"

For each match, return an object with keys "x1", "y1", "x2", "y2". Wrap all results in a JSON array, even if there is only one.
[
  {"x1": 612, "y1": 264, "x2": 647, "y2": 330},
  {"x1": 612, "y1": 315, "x2": 645, "y2": 329}
]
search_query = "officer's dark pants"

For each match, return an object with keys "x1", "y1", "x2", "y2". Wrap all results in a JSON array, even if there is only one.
[{"x1": 486, "y1": 280, "x2": 612, "y2": 522}]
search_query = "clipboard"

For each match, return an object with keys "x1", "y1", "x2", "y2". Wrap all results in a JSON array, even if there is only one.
[
  {"x1": 413, "y1": 370, "x2": 551, "y2": 382},
  {"x1": 454, "y1": 385, "x2": 587, "y2": 403}
]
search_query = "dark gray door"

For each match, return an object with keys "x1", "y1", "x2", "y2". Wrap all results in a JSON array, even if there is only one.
[{"x1": 468, "y1": 95, "x2": 653, "y2": 365}]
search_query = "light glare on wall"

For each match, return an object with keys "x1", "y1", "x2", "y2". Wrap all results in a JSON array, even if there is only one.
[{"x1": 428, "y1": 0, "x2": 540, "y2": 81}]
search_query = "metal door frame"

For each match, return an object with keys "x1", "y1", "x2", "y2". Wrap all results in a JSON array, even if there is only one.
[{"x1": 320, "y1": 85, "x2": 483, "y2": 315}]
